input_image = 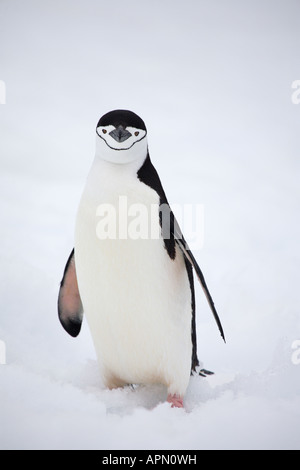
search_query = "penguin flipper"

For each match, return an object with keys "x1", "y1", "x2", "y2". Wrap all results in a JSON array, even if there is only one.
[
  {"x1": 173, "y1": 219, "x2": 226, "y2": 343},
  {"x1": 58, "y1": 249, "x2": 83, "y2": 337},
  {"x1": 137, "y1": 155, "x2": 225, "y2": 342}
]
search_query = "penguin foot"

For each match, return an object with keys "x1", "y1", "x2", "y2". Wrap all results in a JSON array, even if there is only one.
[
  {"x1": 199, "y1": 368, "x2": 214, "y2": 377},
  {"x1": 167, "y1": 394, "x2": 184, "y2": 408},
  {"x1": 192, "y1": 365, "x2": 215, "y2": 377}
]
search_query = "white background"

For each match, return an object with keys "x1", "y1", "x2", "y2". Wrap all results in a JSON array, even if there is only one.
[{"x1": 0, "y1": 0, "x2": 299, "y2": 450}]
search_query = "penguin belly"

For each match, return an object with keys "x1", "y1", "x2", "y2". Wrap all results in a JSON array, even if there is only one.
[{"x1": 75, "y1": 167, "x2": 192, "y2": 396}]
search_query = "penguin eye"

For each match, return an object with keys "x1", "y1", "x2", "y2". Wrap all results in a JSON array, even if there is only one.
[
  {"x1": 134, "y1": 131, "x2": 139, "y2": 137},
  {"x1": 102, "y1": 129, "x2": 107, "y2": 134}
]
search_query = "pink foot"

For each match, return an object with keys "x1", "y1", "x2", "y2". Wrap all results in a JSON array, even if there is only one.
[{"x1": 167, "y1": 394, "x2": 184, "y2": 408}]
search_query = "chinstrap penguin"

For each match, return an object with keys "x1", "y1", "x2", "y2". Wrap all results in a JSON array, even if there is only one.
[{"x1": 58, "y1": 109, "x2": 225, "y2": 408}]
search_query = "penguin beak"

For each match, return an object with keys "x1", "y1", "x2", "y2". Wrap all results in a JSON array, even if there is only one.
[{"x1": 109, "y1": 125, "x2": 132, "y2": 143}]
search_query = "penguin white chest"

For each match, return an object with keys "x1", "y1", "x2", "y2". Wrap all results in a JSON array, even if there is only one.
[{"x1": 75, "y1": 160, "x2": 192, "y2": 395}]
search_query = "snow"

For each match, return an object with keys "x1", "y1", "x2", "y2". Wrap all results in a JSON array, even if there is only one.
[{"x1": 0, "y1": 0, "x2": 299, "y2": 450}]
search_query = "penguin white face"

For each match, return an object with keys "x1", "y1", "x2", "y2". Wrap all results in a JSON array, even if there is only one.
[
  {"x1": 95, "y1": 110, "x2": 148, "y2": 165},
  {"x1": 97, "y1": 124, "x2": 147, "y2": 151}
]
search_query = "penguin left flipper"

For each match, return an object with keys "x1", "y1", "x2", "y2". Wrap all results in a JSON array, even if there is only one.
[
  {"x1": 58, "y1": 249, "x2": 83, "y2": 337},
  {"x1": 137, "y1": 155, "x2": 225, "y2": 344},
  {"x1": 173, "y1": 219, "x2": 226, "y2": 343},
  {"x1": 161, "y1": 201, "x2": 225, "y2": 343}
]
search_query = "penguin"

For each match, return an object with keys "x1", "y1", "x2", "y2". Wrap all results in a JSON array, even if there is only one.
[{"x1": 58, "y1": 109, "x2": 225, "y2": 408}]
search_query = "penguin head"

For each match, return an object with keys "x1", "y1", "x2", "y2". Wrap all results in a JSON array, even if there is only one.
[{"x1": 96, "y1": 110, "x2": 148, "y2": 164}]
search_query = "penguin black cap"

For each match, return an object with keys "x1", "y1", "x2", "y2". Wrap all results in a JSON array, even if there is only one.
[{"x1": 97, "y1": 109, "x2": 147, "y2": 132}]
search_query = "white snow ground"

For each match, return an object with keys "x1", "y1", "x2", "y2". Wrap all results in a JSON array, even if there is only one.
[{"x1": 0, "y1": 0, "x2": 299, "y2": 450}]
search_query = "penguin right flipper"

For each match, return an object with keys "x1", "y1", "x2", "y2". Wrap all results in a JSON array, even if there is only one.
[{"x1": 58, "y1": 249, "x2": 83, "y2": 337}]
